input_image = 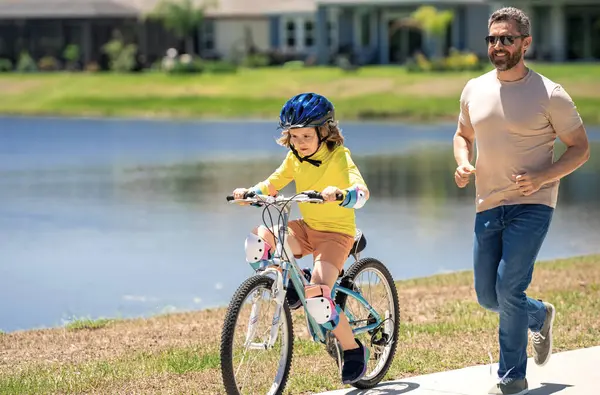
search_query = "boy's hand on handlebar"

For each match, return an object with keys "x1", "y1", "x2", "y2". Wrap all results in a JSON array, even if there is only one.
[
  {"x1": 321, "y1": 186, "x2": 344, "y2": 202},
  {"x1": 230, "y1": 187, "x2": 263, "y2": 207},
  {"x1": 232, "y1": 188, "x2": 256, "y2": 206},
  {"x1": 232, "y1": 188, "x2": 249, "y2": 200}
]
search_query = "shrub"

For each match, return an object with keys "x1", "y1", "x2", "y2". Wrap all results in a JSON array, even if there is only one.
[
  {"x1": 0, "y1": 58, "x2": 13, "y2": 72},
  {"x1": 242, "y1": 53, "x2": 269, "y2": 68},
  {"x1": 203, "y1": 60, "x2": 237, "y2": 74},
  {"x1": 38, "y1": 56, "x2": 60, "y2": 71},
  {"x1": 162, "y1": 52, "x2": 203, "y2": 74},
  {"x1": 84, "y1": 61, "x2": 100, "y2": 72},
  {"x1": 16, "y1": 51, "x2": 37, "y2": 72},
  {"x1": 63, "y1": 44, "x2": 81, "y2": 70},
  {"x1": 102, "y1": 38, "x2": 138, "y2": 72},
  {"x1": 407, "y1": 49, "x2": 483, "y2": 73}
]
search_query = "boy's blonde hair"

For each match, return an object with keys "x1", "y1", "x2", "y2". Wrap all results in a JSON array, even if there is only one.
[{"x1": 276, "y1": 121, "x2": 345, "y2": 151}]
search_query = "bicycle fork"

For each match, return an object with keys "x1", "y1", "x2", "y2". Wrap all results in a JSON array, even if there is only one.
[{"x1": 244, "y1": 266, "x2": 285, "y2": 350}]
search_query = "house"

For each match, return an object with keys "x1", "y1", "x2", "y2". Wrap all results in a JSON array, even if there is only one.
[
  {"x1": 270, "y1": 0, "x2": 600, "y2": 64},
  {"x1": 0, "y1": 0, "x2": 277, "y2": 67},
  {"x1": 0, "y1": 0, "x2": 598, "y2": 68}
]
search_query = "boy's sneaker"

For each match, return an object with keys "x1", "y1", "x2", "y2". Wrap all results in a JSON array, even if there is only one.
[
  {"x1": 532, "y1": 301, "x2": 556, "y2": 366},
  {"x1": 488, "y1": 377, "x2": 528, "y2": 395},
  {"x1": 285, "y1": 287, "x2": 302, "y2": 310},
  {"x1": 341, "y1": 338, "x2": 370, "y2": 384},
  {"x1": 286, "y1": 268, "x2": 312, "y2": 310}
]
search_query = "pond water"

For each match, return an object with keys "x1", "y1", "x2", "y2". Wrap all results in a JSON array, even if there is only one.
[{"x1": 1, "y1": 117, "x2": 598, "y2": 332}]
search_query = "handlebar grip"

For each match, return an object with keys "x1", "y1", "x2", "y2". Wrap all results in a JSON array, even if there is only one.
[
  {"x1": 304, "y1": 191, "x2": 345, "y2": 201},
  {"x1": 226, "y1": 191, "x2": 257, "y2": 201},
  {"x1": 304, "y1": 191, "x2": 323, "y2": 200}
]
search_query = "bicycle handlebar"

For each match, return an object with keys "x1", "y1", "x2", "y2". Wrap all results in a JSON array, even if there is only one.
[{"x1": 226, "y1": 191, "x2": 344, "y2": 204}]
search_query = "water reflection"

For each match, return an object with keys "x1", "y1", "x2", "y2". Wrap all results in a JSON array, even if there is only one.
[
  {"x1": 113, "y1": 141, "x2": 600, "y2": 207},
  {"x1": 0, "y1": 118, "x2": 598, "y2": 332}
]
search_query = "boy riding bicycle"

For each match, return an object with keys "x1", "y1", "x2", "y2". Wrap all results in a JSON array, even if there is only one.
[{"x1": 232, "y1": 92, "x2": 370, "y2": 384}]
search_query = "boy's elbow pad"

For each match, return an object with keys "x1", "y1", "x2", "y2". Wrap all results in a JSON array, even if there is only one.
[{"x1": 340, "y1": 185, "x2": 368, "y2": 209}]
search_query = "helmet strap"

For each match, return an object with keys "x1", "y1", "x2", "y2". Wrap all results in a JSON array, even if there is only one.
[
  {"x1": 290, "y1": 144, "x2": 322, "y2": 167},
  {"x1": 288, "y1": 126, "x2": 329, "y2": 167}
]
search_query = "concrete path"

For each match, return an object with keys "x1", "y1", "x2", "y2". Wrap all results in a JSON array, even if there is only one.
[{"x1": 317, "y1": 346, "x2": 598, "y2": 395}]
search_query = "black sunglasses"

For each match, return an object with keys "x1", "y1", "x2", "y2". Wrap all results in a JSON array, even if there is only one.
[{"x1": 485, "y1": 35, "x2": 528, "y2": 46}]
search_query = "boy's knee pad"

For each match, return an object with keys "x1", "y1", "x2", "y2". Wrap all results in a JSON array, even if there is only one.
[
  {"x1": 244, "y1": 231, "x2": 272, "y2": 263},
  {"x1": 305, "y1": 284, "x2": 340, "y2": 330}
]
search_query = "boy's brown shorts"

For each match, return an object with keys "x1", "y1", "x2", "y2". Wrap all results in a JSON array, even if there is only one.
[{"x1": 287, "y1": 219, "x2": 354, "y2": 273}]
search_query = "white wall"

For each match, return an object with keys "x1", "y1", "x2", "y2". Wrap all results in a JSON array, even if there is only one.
[
  {"x1": 279, "y1": 11, "x2": 339, "y2": 56},
  {"x1": 214, "y1": 18, "x2": 270, "y2": 59}
]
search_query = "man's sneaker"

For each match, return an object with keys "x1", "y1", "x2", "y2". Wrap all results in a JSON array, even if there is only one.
[
  {"x1": 341, "y1": 338, "x2": 370, "y2": 384},
  {"x1": 532, "y1": 301, "x2": 556, "y2": 366},
  {"x1": 488, "y1": 377, "x2": 528, "y2": 395}
]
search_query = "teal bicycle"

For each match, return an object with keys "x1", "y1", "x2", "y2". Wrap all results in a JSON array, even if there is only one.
[{"x1": 220, "y1": 191, "x2": 400, "y2": 395}]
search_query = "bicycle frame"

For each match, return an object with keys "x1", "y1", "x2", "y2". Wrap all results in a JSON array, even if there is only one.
[{"x1": 236, "y1": 194, "x2": 383, "y2": 348}]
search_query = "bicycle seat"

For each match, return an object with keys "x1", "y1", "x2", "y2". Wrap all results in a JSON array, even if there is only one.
[{"x1": 349, "y1": 228, "x2": 366, "y2": 257}]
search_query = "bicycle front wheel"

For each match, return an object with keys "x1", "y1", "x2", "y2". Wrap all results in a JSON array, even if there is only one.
[{"x1": 220, "y1": 274, "x2": 294, "y2": 395}]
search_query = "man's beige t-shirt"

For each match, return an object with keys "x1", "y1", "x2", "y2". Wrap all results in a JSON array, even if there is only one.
[{"x1": 459, "y1": 68, "x2": 583, "y2": 213}]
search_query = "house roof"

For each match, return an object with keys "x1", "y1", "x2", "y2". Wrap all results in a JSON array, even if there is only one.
[
  {"x1": 0, "y1": 0, "x2": 290, "y2": 18},
  {"x1": 316, "y1": 0, "x2": 486, "y2": 4},
  {"x1": 0, "y1": 0, "x2": 139, "y2": 18},
  {"x1": 127, "y1": 0, "x2": 316, "y2": 17},
  {"x1": 0, "y1": 0, "x2": 488, "y2": 19}
]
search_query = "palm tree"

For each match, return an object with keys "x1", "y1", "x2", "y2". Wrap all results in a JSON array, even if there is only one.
[
  {"x1": 145, "y1": 0, "x2": 217, "y2": 56},
  {"x1": 409, "y1": 6, "x2": 454, "y2": 59}
]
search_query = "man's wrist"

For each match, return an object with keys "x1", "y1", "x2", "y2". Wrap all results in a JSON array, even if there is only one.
[{"x1": 537, "y1": 168, "x2": 556, "y2": 186}]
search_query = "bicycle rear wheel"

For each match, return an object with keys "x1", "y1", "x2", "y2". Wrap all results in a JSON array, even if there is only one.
[
  {"x1": 220, "y1": 274, "x2": 294, "y2": 395},
  {"x1": 336, "y1": 257, "x2": 400, "y2": 389}
]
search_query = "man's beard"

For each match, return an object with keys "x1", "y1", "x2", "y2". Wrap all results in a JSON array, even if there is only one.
[{"x1": 489, "y1": 46, "x2": 522, "y2": 71}]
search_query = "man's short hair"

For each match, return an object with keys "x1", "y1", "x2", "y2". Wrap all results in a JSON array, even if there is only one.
[{"x1": 488, "y1": 7, "x2": 531, "y2": 36}]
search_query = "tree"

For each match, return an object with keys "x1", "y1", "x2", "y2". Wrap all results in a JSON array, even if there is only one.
[
  {"x1": 145, "y1": 0, "x2": 217, "y2": 56},
  {"x1": 409, "y1": 6, "x2": 454, "y2": 59}
]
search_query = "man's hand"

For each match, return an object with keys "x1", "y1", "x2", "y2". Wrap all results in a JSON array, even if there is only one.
[
  {"x1": 513, "y1": 172, "x2": 545, "y2": 196},
  {"x1": 321, "y1": 186, "x2": 343, "y2": 202},
  {"x1": 455, "y1": 164, "x2": 476, "y2": 188}
]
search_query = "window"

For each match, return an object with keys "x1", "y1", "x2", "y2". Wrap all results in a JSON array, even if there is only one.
[
  {"x1": 286, "y1": 20, "x2": 296, "y2": 47},
  {"x1": 304, "y1": 21, "x2": 314, "y2": 47},
  {"x1": 202, "y1": 19, "x2": 215, "y2": 50},
  {"x1": 360, "y1": 13, "x2": 371, "y2": 47}
]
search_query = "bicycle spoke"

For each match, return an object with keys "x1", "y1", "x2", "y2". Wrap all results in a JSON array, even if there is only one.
[{"x1": 222, "y1": 277, "x2": 293, "y2": 395}]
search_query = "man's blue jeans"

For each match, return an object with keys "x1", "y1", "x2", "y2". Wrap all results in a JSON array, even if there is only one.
[{"x1": 474, "y1": 204, "x2": 554, "y2": 380}]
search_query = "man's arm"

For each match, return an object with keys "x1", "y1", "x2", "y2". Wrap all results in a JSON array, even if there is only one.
[
  {"x1": 542, "y1": 125, "x2": 590, "y2": 184},
  {"x1": 541, "y1": 84, "x2": 591, "y2": 183},
  {"x1": 514, "y1": 85, "x2": 590, "y2": 196},
  {"x1": 453, "y1": 121, "x2": 476, "y2": 167},
  {"x1": 453, "y1": 80, "x2": 477, "y2": 188}
]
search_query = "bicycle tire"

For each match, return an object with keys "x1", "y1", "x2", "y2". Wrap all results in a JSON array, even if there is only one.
[
  {"x1": 336, "y1": 257, "x2": 400, "y2": 390},
  {"x1": 220, "y1": 274, "x2": 294, "y2": 395}
]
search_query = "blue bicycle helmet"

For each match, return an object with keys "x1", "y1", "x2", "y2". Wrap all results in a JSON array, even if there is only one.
[
  {"x1": 278, "y1": 93, "x2": 335, "y2": 130},
  {"x1": 277, "y1": 93, "x2": 336, "y2": 167}
]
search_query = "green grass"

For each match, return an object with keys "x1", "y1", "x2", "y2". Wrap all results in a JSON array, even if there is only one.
[
  {"x1": 0, "y1": 254, "x2": 598, "y2": 394},
  {"x1": 64, "y1": 317, "x2": 115, "y2": 331},
  {"x1": 0, "y1": 347, "x2": 221, "y2": 395},
  {"x1": 1, "y1": 63, "x2": 599, "y2": 123}
]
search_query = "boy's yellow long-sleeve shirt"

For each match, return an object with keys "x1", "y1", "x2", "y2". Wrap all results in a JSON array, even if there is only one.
[{"x1": 254, "y1": 144, "x2": 367, "y2": 238}]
